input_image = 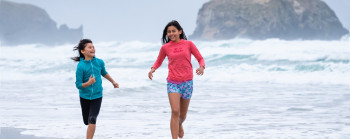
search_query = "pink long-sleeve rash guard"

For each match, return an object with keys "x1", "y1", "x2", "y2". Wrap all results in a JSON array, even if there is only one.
[{"x1": 152, "y1": 39, "x2": 205, "y2": 82}]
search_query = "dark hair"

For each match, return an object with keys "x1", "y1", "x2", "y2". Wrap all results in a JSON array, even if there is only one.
[
  {"x1": 162, "y1": 20, "x2": 187, "y2": 44},
  {"x1": 71, "y1": 39, "x2": 93, "y2": 62}
]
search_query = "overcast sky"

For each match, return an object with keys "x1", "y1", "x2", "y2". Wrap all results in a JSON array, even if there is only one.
[{"x1": 5, "y1": 0, "x2": 350, "y2": 43}]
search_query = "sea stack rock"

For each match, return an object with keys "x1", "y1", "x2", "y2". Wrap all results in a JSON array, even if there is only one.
[
  {"x1": 190, "y1": 0, "x2": 349, "y2": 40},
  {"x1": 0, "y1": 0, "x2": 83, "y2": 46}
]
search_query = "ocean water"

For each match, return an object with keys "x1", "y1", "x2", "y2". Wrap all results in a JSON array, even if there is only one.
[{"x1": 0, "y1": 39, "x2": 349, "y2": 138}]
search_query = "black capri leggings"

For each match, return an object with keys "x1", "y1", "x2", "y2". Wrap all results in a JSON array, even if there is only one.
[{"x1": 80, "y1": 97, "x2": 102, "y2": 125}]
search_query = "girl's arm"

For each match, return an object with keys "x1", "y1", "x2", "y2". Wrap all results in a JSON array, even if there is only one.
[
  {"x1": 149, "y1": 47, "x2": 166, "y2": 80},
  {"x1": 152, "y1": 46, "x2": 166, "y2": 70},
  {"x1": 148, "y1": 67, "x2": 156, "y2": 80},
  {"x1": 75, "y1": 67, "x2": 84, "y2": 89},
  {"x1": 190, "y1": 42, "x2": 205, "y2": 75},
  {"x1": 104, "y1": 74, "x2": 119, "y2": 88},
  {"x1": 76, "y1": 67, "x2": 95, "y2": 89},
  {"x1": 82, "y1": 75, "x2": 96, "y2": 88},
  {"x1": 100, "y1": 60, "x2": 119, "y2": 88}
]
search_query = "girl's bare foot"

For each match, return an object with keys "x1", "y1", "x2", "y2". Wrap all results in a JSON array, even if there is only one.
[{"x1": 178, "y1": 124, "x2": 184, "y2": 138}]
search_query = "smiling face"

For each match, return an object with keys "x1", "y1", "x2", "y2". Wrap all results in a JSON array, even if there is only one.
[
  {"x1": 167, "y1": 25, "x2": 182, "y2": 42},
  {"x1": 81, "y1": 43, "x2": 95, "y2": 60}
]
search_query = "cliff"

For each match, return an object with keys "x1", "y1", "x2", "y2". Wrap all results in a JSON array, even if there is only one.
[
  {"x1": 190, "y1": 0, "x2": 349, "y2": 40},
  {"x1": 0, "y1": 0, "x2": 83, "y2": 46}
]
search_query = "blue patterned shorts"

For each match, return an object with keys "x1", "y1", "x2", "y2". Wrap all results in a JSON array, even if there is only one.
[{"x1": 167, "y1": 80, "x2": 193, "y2": 99}]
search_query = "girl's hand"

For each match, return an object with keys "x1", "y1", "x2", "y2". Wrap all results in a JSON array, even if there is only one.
[
  {"x1": 88, "y1": 75, "x2": 96, "y2": 84},
  {"x1": 112, "y1": 82, "x2": 119, "y2": 88},
  {"x1": 148, "y1": 68, "x2": 156, "y2": 80},
  {"x1": 196, "y1": 67, "x2": 205, "y2": 76}
]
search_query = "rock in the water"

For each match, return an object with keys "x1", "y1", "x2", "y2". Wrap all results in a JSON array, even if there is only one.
[
  {"x1": 0, "y1": 0, "x2": 83, "y2": 46},
  {"x1": 190, "y1": 0, "x2": 349, "y2": 40}
]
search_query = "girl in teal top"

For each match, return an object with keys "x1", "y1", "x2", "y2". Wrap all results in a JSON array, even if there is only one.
[{"x1": 72, "y1": 39, "x2": 119, "y2": 139}]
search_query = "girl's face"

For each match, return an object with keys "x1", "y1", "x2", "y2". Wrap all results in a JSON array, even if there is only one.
[
  {"x1": 81, "y1": 43, "x2": 95, "y2": 59},
  {"x1": 167, "y1": 26, "x2": 182, "y2": 42}
]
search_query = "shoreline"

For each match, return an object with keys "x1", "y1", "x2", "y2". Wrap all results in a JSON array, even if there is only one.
[{"x1": 0, "y1": 127, "x2": 58, "y2": 139}]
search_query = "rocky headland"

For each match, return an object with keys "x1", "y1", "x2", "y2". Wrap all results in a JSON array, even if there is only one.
[
  {"x1": 0, "y1": 0, "x2": 83, "y2": 46},
  {"x1": 190, "y1": 0, "x2": 349, "y2": 40}
]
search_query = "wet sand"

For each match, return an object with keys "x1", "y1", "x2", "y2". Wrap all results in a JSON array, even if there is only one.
[{"x1": 0, "y1": 127, "x2": 58, "y2": 139}]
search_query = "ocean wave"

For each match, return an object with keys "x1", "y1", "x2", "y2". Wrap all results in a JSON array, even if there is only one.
[{"x1": 1, "y1": 39, "x2": 349, "y2": 85}]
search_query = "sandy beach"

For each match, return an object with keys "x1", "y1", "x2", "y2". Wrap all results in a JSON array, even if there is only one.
[{"x1": 0, "y1": 127, "x2": 58, "y2": 139}]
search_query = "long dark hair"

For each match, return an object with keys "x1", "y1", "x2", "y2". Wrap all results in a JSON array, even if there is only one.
[
  {"x1": 162, "y1": 20, "x2": 187, "y2": 45},
  {"x1": 71, "y1": 39, "x2": 92, "y2": 62}
]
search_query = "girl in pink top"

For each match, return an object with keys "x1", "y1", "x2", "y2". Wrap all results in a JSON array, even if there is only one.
[{"x1": 148, "y1": 20, "x2": 205, "y2": 139}]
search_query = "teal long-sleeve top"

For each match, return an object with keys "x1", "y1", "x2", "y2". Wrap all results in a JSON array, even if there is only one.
[{"x1": 75, "y1": 57, "x2": 108, "y2": 100}]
